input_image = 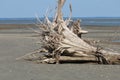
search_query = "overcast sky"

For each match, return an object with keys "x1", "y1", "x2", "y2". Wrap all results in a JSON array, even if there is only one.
[{"x1": 0, "y1": 0, "x2": 120, "y2": 18}]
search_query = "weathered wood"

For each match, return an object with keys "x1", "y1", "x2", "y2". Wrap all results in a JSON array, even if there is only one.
[
  {"x1": 40, "y1": 56, "x2": 97, "y2": 64},
  {"x1": 17, "y1": 0, "x2": 120, "y2": 64},
  {"x1": 55, "y1": 0, "x2": 66, "y2": 22}
]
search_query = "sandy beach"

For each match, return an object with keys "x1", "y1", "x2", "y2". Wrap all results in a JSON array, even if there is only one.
[{"x1": 0, "y1": 24, "x2": 120, "y2": 80}]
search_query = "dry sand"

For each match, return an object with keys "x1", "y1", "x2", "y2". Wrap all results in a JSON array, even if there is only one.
[{"x1": 0, "y1": 24, "x2": 120, "y2": 80}]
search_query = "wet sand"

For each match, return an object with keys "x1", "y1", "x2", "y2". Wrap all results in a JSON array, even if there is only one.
[{"x1": 0, "y1": 24, "x2": 120, "y2": 80}]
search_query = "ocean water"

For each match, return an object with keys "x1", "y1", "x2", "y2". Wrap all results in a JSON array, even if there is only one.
[
  {"x1": 80, "y1": 17, "x2": 120, "y2": 26},
  {"x1": 0, "y1": 17, "x2": 120, "y2": 26}
]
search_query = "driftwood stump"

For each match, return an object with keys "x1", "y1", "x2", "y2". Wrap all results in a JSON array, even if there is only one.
[{"x1": 17, "y1": 0, "x2": 120, "y2": 64}]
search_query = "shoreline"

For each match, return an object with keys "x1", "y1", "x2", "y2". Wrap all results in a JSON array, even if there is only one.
[
  {"x1": 0, "y1": 24, "x2": 120, "y2": 52},
  {"x1": 0, "y1": 24, "x2": 120, "y2": 80},
  {"x1": 0, "y1": 24, "x2": 35, "y2": 30}
]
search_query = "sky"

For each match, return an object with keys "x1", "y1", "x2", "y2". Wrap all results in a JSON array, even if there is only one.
[{"x1": 0, "y1": 0, "x2": 120, "y2": 18}]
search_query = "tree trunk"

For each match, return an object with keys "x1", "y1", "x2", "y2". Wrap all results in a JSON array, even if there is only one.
[
  {"x1": 55, "y1": 0, "x2": 66, "y2": 22},
  {"x1": 17, "y1": 0, "x2": 120, "y2": 64}
]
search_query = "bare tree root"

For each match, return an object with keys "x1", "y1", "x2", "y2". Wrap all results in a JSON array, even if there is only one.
[{"x1": 17, "y1": 0, "x2": 120, "y2": 64}]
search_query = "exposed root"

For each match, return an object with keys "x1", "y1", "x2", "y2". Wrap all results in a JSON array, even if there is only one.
[{"x1": 17, "y1": 0, "x2": 120, "y2": 64}]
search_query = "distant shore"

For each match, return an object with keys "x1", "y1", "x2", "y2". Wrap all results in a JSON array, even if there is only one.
[{"x1": 0, "y1": 24, "x2": 35, "y2": 30}]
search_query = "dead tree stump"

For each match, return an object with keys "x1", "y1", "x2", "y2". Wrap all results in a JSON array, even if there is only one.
[{"x1": 17, "y1": 0, "x2": 120, "y2": 64}]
